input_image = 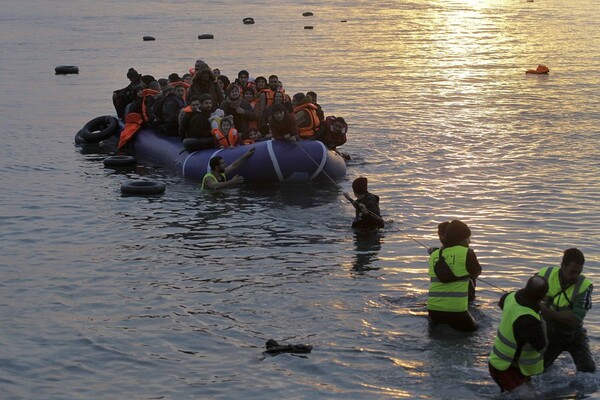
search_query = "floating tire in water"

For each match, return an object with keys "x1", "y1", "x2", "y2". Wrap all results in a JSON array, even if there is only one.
[
  {"x1": 81, "y1": 115, "x2": 119, "y2": 143},
  {"x1": 74, "y1": 129, "x2": 88, "y2": 144},
  {"x1": 55, "y1": 65, "x2": 79, "y2": 75},
  {"x1": 120, "y1": 180, "x2": 166, "y2": 196},
  {"x1": 304, "y1": 26, "x2": 314, "y2": 29},
  {"x1": 302, "y1": 12, "x2": 314, "y2": 16},
  {"x1": 197, "y1": 34, "x2": 214, "y2": 40},
  {"x1": 242, "y1": 17, "x2": 255, "y2": 24},
  {"x1": 103, "y1": 155, "x2": 136, "y2": 168},
  {"x1": 143, "y1": 36, "x2": 156, "y2": 41}
]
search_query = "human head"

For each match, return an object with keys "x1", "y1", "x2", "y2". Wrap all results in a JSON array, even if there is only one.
[
  {"x1": 168, "y1": 73, "x2": 181, "y2": 83},
  {"x1": 188, "y1": 95, "x2": 202, "y2": 111},
  {"x1": 209, "y1": 156, "x2": 225, "y2": 172},
  {"x1": 352, "y1": 177, "x2": 368, "y2": 196},
  {"x1": 307, "y1": 91, "x2": 318, "y2": 103},
  {"x1": 198, "y1": 93, "x2": 213, "y2": 112},
  {"x1": 270, "y1": 103, "x2": 286, "y2": 121},
  {"x1": 292, "y1": 92, "x2": 305, "y2": 106},
  {"x1": 243, "y1": 87, "x2": 255, "y2": 101},
  {"x1": 255, "y1": 76, "x2": 267, "y2": 90},
  {"x1": 273, "y1": 91, "x2": 284, "y2": 103},
  {"x1": 140, "y1": 75, "x2": 155, "y2": 87},
  {"x1": 158, "y1": 78, "x2": 168, "y2": 88},
  {"x1": 127, "y1": 68, "x2": 141, "y2": 82},
  {"x1": 212, "y1": 68, "x2": 221, "y2": 77},
  {"x1": 444, "y1": 220, "x2": 471, "y2": 247},
  {"x1": 220, "y1": 116, "x2": 233, "y2": 131},
  {"x1": 194, "y1": 59, "x2": 209, "y2": 73},
  {"x1": 148, "y1": 80, "x2": 161, "y2": 91},
  {"x1": 237, "y1": 70, "x2": 249, "y2": 86},
  {"x1": 173, "y1": 84, "x2": 186, "y2": 98},
  {"x1": 182, "y1": 73, "x2": 193, "y2": 85},
  {"x1": 216, "y1": 75, "x2": 230, "y2": 92},
  {"x1": 560, "y1": 248, "x2": 585, "y2": 286},
  {"x1": 226, "y1": 84, "x2": 240, "y2": 99},
  {"x1": 248, "y1": 129, "x2": 261, "y2": 141},
  {"x1": 523, "y1": 275, "x2": 549, "y2": 303},
  {"x1": 268, "y1": 75, "x2": 279, "y2": 90},
  {"x1": 437, "y1": 221, "x2": 450, "y2": 246}
]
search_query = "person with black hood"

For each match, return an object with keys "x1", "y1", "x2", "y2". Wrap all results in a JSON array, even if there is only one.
[
  {"x1": 489, "y1": 275, "x2": 549, "y2": 394},
  {"x1": 187, "y1": 68, "x2": 223, "y2": 111},
  {"x1": 427, "y1": 219, "x2": 482, "y2": 332},
  {"x1": 112, "y1": 67, "x2": 142, "y2": 118},
  {"x1": 343, "y1": 177, "x2": 385, "y2": 231}
]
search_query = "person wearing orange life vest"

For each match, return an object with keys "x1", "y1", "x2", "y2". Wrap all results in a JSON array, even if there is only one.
[
  {"x1": 235, "y1": 70, "x2": 256, "y2": 95},
  {"x1": 243, "y1": 87, "x2": 260, "y2": 132},
  {"x1": 538, "y1": 248, "x2": 595, "y2": 373},
  {"x1": 211, "y1": 116, "x2": 239, "y2": 148},
  {"x1": 488, "y1": 275, "x2": 548, "y2": 394},
  {"x1": 292, "y1": 93, "x2": 321, "y2": 139}
]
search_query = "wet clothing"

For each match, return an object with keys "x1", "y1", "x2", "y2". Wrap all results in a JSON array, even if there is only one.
[
  {"x1": 201, "y1": 171, "x2": 227, "y2": 190},
  {"x1": 489, "y1": 290, "x2": 546, "y2": 392},
  {"x1": 427, "y1": 245, "x2": 481, "y2": 332},
  {"x1": 538, "y1": 266, "x2": 595, "y2": 372},
  {"x1": 351, "y1": 193, "x2": 384, "y2": 231}
]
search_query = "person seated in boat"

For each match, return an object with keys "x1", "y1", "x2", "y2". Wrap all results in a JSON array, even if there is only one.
[
  {"x1": 292, "y1": 93, "x2": 322, "y2": 140},
  {"x1": 267, "y1": 103, "x2": 299, "y2": 142},
  {"x1": 179, "y1": 94, "x2": 214, "y2": 143},
  {"x1": 212, "y1": 68, "x2": 221, "y2": 79},
  {"x1": 168, "y1": 73, "x2": 181, "y2": 84},
  {"x1": 161, "y1": 82, "x2": 188, "y2": 137},
  {"x1": 235, "y1": 70, "x2": 255, "y2": 94},
  {"x1": 258, "y1": 75, "x2": 281, "y2": 113},
  {"x1": 221, "y1": 84, "x2": 257, "y2": 135},
  {"x1": 306, "y1": 91, "x2": 325, "y2": 123},
  {"x1": 202, "y1": 148, "x2": 256, "y2": 190},
  {"x1": 188, "y1": 68, "x2": 223, "y2": 111},
  {"x1": 240, "y1": 128, "x2": 263, "y2": 145},
  {"x1": 258, "y1": 91, "x2": 293, "y2": 136},
  {"x1": 123, "y1": 85, "x2": 144, "y2": 116},
  {"x1": 316, "y1": 116, "x2": 348, "y2": 151},
  {"x1": 113, "y1": 68, "x2": 142, "y2": 118},
  {"x1": 216, "y1": 75, "x2": 230, "y2": 99},
  {"x1": 211, "y1": 115, "x2": 239, "y2": 148},
  {"x1": 243, "y1": 87, "x2": 260, "y2": 132},
  {"x1": 343, "y1": 177, "x2": 384, "y2": 231},
  {"x1": 138, "y1": 80, "x2": 162, "y2": 128},
  {"x1": 193, "y1": 59, "x2": 210, "y2": 75},
  {"x1": 182, "y1": 73, "x2": 193, "y2": 86}
]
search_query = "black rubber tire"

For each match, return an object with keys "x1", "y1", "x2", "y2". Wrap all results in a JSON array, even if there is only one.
[
  {"x1": 143, "y1": 36, "x2": 155, "y2": 41},
  {"x1": 103, "y1": 155, "x2": 136, "y2": 167},
  {"x1": 120, "y1": 180, "x2": 166, "y2": 195},
  {"x1": 302, "y1": 12, "x2": 314, "y2": 16},
  {"x1": 197, "y1": 34, "x2": 214, "y2": 40},
  {"x1": 304, "y1": 26, "x2": 314, "y2": 29},
  {"x1": 81, "y1": 116, "x2": 119, "y2": 143},
  {"x1": 55, "y1": 65, "x2": 79, "y2": 75},
  {"x1": 74, "y1": 129, "x2": 88, "y2": 144},
  {"x1": 242, "y1": 17, "x2": 255, "y2": 24}
]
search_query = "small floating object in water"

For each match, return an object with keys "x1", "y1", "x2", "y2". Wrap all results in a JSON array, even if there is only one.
[
  {"x1": 341, "y1": 20, "x2": 348, "y2": 23},
  {"x1": 242, "y1": 17, "x2": 255, "y2": 24},
  {"x1": 197, "y1": 34, "x2": 214, "y2": 40},
  {"x1": 302, "y1": 12, "x2": 314, "y2": 17},
  {"x1": 304, "y1": 26, "x2": 314, "y2": 30},
  {"x1": 526, "y1": 0, "x2": 534, "y2": 2},
  {"x1": 103, "y1": 155, "x2": 137, "y2": 168},
  {"x1": 526, "y1": 64, "x2": 549, "y2": 74},
  {"x1": 142, "y1": 36, "x2": 155, "y2": 41},
  {"x1": 264, "y1": 339, "x2": 312, "y2": 355},
  {"x1": 55, "y1": 65, "x2": 79, "y2": 75}
]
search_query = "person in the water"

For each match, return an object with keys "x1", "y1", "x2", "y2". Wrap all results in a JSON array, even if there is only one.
[
  {"x1": 201, "y1": 148, "x2": 255, "y2": 190},
  {"x1": 343, "y1": 177, "x2": 384, "y2": 231}
]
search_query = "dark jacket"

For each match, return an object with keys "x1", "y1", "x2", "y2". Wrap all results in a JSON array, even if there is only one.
[
  {"x1": 352, "y1": 193, "x2": 384, "y2": 230},
  {"x1": 179, "y1": 109, "x2": 212, "y2": 139},
  {"x1": 161, "y1": 95, "x2": 186, "y2": 137},
  {"x1": 221, "y1": 99, "x2": 257, "y2": 134}
]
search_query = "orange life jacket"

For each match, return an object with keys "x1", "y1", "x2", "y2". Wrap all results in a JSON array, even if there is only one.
[
  {"x1": 260, "y1": 89, "x2": 276, "y2": 107},
  {"x1": 118, "y1": 112, "x2": 143, "y2": 149},
  {"x1": 212, "y1": 128, "x2": 239, "y2": 148},
  {"x1": 141, "y1": 89, "x2": 159, "y2": 123},
  {"x1": 293, "y1": 103, "x2": 321, "y2": 139}
]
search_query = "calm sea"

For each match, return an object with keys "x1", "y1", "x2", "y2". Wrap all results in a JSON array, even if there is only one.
[{"x1": 1, "y1": 0, "x2": 600, "y2": 398}]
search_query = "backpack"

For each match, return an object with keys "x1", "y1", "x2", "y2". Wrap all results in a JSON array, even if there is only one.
[{"x1": 433, "y1": 248, "x2": 469, "y2": 283}]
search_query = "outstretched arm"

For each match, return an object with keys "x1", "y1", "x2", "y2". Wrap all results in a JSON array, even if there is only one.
[{"x1": 224, "y1": 147, "x2": 255, "y2": 175}]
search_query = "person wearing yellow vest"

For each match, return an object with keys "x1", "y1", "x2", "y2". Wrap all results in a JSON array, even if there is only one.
[
  {"x1": 201, "y1": 148, "x2": 255, "y2": 190},
  {"x1": 538, "y1": 248, "x2": 595, "y2": 373},
  {"x1": 427, "y1": 220, "x2": 482, "y2": 332},
  {"x1": 489, "y1": 276, "x2": 548, "y2": 393}
]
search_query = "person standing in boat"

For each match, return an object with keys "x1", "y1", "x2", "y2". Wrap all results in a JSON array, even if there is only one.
[
  {"x1": 188, "y1": 68, "x2": 223, "y2": 111},
  {"x1": 427, "y1": 219, "x2": 482, "y2": 332},
  {"x1": 343, "y1": 177, "x2": 384, "y2": 231},
  {"x1": 161, "y1": 82, "x2": 188, "y2": 136},
  {"x1": 202, "y1": 148, "x2": 255, "y2": 190}
]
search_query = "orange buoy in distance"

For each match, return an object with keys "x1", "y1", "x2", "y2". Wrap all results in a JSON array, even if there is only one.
[{"x1": 526, "y1": 64, "x2": 549, "y2": 74}]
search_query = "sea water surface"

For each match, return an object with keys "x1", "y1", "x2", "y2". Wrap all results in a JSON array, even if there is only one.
[{"x1": 1, "y1": 0, "x2": 600, "y2": 399}]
